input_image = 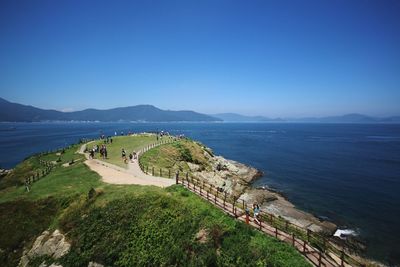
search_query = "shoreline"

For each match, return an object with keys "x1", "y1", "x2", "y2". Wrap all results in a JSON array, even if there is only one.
[{"x1": 186, "y1": 144, "x2": 338, "y2": 235}]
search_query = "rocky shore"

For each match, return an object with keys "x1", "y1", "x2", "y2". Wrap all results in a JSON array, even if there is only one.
[{"x1": 188, "y1": 146, "x2": 337, "y2": 235}]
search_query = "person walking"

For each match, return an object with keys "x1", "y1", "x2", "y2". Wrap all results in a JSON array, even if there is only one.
[
  {"x1": 253, "y1": 203, "x2": 261, "y2": 225},
  {"x1": 122, "y1": 148, "x2": 127, "y2": 163}
]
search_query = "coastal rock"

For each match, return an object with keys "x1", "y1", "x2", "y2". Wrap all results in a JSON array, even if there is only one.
[
  {"x1": 194, "y1": 155, "x2": 261, "y2": 197},
  {"x1": 187, "y1": 162, "x2": 200, "y2": 172},
  {"x1": 19, "y1": 229, "x2": 71, "y2": 267},
  {"x1": 0, "y1": 168, "x2": 11, "y2": 178},
  {"x1": 239, "y1": 189, "x2": 278, "y2": 205},
  {"x1": 260, "y1": 194, "x2": 337, "y2": 234}
]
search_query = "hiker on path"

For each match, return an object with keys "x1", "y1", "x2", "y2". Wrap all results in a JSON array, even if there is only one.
[
  {"x1": 122, "y1": 148, "x2": 127, "y2": 163},
  {"x1": 129, "y1": 153, "x2": 133, "y2": 162},
  {"x1": 245, "y1": 208, "x2": 250, "y2": 224},
  {"x1": 253, "y1": 203, "x2": 261, "y2": 225}
]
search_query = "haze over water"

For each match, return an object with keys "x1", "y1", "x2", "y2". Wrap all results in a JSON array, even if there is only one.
[{"x1": 1, "y1": 122, "x2": 399, "y2": 264}]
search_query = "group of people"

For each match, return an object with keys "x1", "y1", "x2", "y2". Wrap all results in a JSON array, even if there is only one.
[
  {"x1": 121, "y1": 148, "x2": 137, "y2": 164},
  {"x1": 88, "y1": 144, "x2": 108, "y2": 160},
  {"x1": 245, "y1": 203, "x2": 261, "y2": 225},
  {"x1": 100, "y1": 134, "x2": 113, "y2": 144}
]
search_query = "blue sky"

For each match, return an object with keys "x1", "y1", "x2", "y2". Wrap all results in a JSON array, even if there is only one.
[{"x1": 0, "y1": 0, "x2": 399, "y2": 117}]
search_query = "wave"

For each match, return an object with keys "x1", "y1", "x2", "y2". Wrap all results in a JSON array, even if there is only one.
[{"x1": 333, "y1": 229, "x2": 358, "y2": 239}]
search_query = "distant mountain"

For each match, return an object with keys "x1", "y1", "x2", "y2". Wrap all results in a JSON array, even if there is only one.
[
  {"x1": 287, "y1": 113, "x2": 400, "y2": 123},
  {"x1": 212, "y1": 113, "x2": 283, "y2": 122},
  {"x1": 0, "y1": 97, "x2": 221, "y2": 122},
  {"x1": 212, "y1": 111, "x2": 400, "y2": 123},
  {"x1": 294, "y1": 113, "x2": 377, "y2": 123},
  {"x1": 381, "y1": 116, "x2": 400, "y2": 123}
]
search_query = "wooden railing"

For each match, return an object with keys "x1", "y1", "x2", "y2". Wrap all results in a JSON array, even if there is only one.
[
  {"x1": 24, "y1": 158, "x2": 54, "y2": 192},
  {"x1": 138, "y1": 141, "x2": 367, "y2": 267}
]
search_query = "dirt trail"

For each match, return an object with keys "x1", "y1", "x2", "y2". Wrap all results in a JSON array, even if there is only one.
[{"x1": 78, "y1": 143, "x2": 174, "y2": 188}]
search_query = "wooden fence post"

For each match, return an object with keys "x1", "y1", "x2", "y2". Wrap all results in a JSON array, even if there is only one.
[
  {"x1": 215, "y1": 189, "x2": 217, "y2": 204},
  {"x1": 242, "y1": 199, "x2": 245, "y2": 210},
  {"x1": 340, "y1": 251, "x2": 344, "y2": 267},
  {"x1": 303, "y1": 240, "x2": 307, "y2": 253},
  {"x1": 160, "y1": 168, "x2": 162, "y2": 177},
  {"x1": 175, "y1": 171, "x2": 179, "y2": 184},
  {"x1": 292, "y1": 233, "x2": 295, "y2": 246},
  {"x1": 168, "y1": 169, "x2": 171, "y2": 178},
  {"x1": 275, "y1": 227, "x2": 278, "y2": 238},
  {"x1": 318, "y1": 251, "x2": 322, "y2": 267},
  {"x1": 223, "y1": 192, "x2": 226, "y2": 208}
]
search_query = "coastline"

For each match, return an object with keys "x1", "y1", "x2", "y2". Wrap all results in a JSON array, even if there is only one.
[{"x1": 186, "y1": 144, "x2": 337, "y2": 235}]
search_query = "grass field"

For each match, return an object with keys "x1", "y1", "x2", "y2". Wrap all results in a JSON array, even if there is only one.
[
  {"x1": 88, "y1": 134, "x2": 159, "y2": 168},
  {"x1": 0, "y1": 138, "x2": 311, "y2": 267}
]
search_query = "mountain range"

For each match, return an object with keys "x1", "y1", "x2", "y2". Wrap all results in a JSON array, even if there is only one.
[
  {"x1": 1, "y1": 97, "x2": 399, "y2": 123},
  {"x1": 213, "y1": 112, "x2": 400, "y2": 123},
  {"x1": 0, "y1": 97, "x2": 220, "y2": 122}
]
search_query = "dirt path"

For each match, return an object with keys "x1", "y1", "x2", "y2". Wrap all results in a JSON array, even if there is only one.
[{"x1": 78, "y1": 143, "x2": 174, "y2": 188}]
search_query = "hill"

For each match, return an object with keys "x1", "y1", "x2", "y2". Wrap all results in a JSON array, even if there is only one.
[{"x1": 0, "y1": 97, "x2": 221, "y2": 122}]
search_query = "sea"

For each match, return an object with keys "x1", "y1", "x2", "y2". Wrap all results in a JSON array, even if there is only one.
[{"x1": 0, "y1": 122, "x2": 399, "y2": 265}]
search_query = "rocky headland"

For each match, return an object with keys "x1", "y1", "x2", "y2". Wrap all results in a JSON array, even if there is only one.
[{"x1": 187, "y1": 145, "x2": 337, "y2": 235}]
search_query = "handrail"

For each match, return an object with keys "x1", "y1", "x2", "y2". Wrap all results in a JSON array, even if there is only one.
[{"x1": 139, "y1": 140, "x2": 367, "y2": 267}]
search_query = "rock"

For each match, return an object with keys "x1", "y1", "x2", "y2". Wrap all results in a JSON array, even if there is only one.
[
  {"x1": 39, "y1": 263, "x2": 63, "y2": 267},
  {"x1": 187, "y1": 162, "x2": 200, "y2": 172},
  {"x1": 88, "y1": 262, "x2": 104, "y2": 267},
  {"x1": 239, "y1": 189, "x2": 278, "y2": 205},
  {"x1": 194, "y1": 229, "x2": 208, "y2": 244},
  {"x1": 19, "y1": 229, "x2": 71, "y2": 267},
  {"x1": 260, "y1": 195, "x2": 337, "y2": 235}
]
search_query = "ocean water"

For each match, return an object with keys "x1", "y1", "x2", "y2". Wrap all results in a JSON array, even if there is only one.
[{"x1": 1, "y1": 122, "x2": 399, "y2": 265}]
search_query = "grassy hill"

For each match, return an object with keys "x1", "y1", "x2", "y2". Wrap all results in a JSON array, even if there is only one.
[
  {"x1": 139, "y1": 138, "x2": 213, "y2": 176},
  {"x1": 0, "y1": 136, "x2": 310, "y2": 267}
]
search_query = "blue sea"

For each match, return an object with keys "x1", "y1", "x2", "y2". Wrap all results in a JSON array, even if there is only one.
[{"x1": 1, "y1": 122, "x2": 399, "y2": 265}]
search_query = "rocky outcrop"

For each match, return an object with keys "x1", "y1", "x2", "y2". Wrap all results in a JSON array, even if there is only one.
[
  {"x1": 239, "y1": 188, "x2": 337, "y2": 234},
  {"x1": 189, "y1": 144, "x2": 338, "y2": 234},
  {"x1": 19, "y1": 230, "x2": 71, "y2": 267},
  {"x1": 191, "y1": 155, "x2": 262, "y2": 197}
]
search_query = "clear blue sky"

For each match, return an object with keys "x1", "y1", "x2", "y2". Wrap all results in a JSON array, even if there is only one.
[{"x1": 0, "y1": 0, "x2": 399, "y2": 117}]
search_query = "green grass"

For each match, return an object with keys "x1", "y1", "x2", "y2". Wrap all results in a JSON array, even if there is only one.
[
  {"x1": 58, "y1": 185, "x2": 310, "y2": 267},
  {"x1": 0, "y1": 139, "x2": 311, "y2": 267},
  {"x1": 89, "y1": 134, "x2": 158, "y2": 168},
  {"x1": 139, "y1": 139, "x2": 212, "y2": 178},
  {"x1": 0, "y1": 198, "x2": 60, "y2": 266},
  {"x1": 0, "y1": 162, "x2": 102, "y2": 203}
]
